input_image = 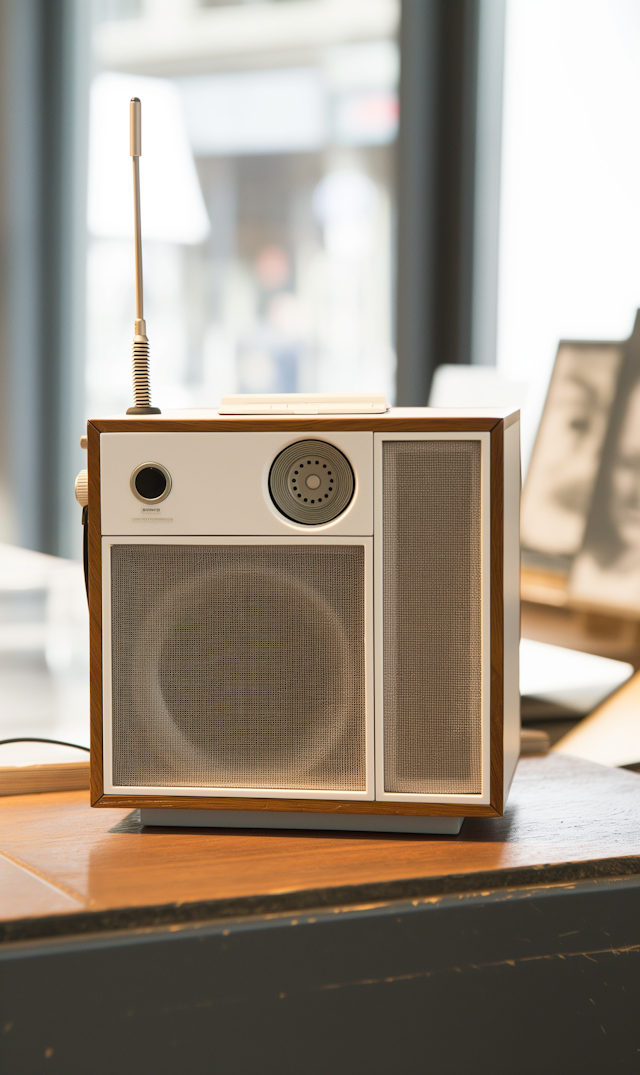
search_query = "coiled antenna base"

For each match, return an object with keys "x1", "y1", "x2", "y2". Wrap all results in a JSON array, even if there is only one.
[{"x1": 126, "y1": 333, "x2": 160, "y2": 415}]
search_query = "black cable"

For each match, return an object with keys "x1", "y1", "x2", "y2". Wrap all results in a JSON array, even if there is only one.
[
  {"x1": 82, "y1": 504, "x2": 89, "y2": 601},
  {"x1": 0, "y1": 737, "x2": 90, "y2": 752}
]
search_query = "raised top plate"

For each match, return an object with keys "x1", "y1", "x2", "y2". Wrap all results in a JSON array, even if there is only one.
[{"x1": 219, "y1": 393, "x2": 388, "y2": 415}]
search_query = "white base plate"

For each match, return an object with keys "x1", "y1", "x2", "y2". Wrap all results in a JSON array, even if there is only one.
[{"x1": 140, "y1": 808, "x2": 464, "y2": 835}]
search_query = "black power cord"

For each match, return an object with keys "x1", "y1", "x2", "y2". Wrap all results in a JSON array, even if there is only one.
[
  {"x1": 0, "y1": 738, "x2": 90, "y2": 752},
  {"x1": 82, "y1": 504, "x2": 89, "y2": 601}
]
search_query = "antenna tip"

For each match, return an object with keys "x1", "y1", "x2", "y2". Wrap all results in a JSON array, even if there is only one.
[{"x1": 130, "y1": 98, "x2": 141, "y2": 156}]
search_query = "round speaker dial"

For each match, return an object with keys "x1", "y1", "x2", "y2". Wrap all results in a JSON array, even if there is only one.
[
  {"x1": 269, "y1": 440, "x2": 354, "y2": 525},
  {"x1": 131, "y1": 462, "x2": 172, "y2": 503}
]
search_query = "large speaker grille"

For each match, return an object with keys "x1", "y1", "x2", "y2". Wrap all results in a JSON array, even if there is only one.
[
  {"x1": 110, "y1": 543, "x2": 366, "y2": 791},
  {"x1": 382, "y1": 440, "x2": 483, "y2": 795}
]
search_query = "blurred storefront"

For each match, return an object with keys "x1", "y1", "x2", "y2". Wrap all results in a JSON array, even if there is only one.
[{"x1": 86, "y1": 0, "x2": 400, "y2": 417}]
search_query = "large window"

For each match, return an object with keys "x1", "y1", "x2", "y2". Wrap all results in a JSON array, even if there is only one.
[
  {"x1": 86, "y1": 0, "x2": 400, "y2": 418},
  {"x1": 498, "y1": 0, "x2": 640, "y2": 465}
]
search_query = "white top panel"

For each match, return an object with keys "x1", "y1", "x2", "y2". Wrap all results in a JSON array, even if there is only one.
[
  {"x1": 96, "y1": 405, "x2": 517, "y2": 421},
  {"x1": 219, "y1": 393, "x2": 387, "y2": 414},
  {"x1": 100, "y1": 431, "x2": 373, "y2": 536}
]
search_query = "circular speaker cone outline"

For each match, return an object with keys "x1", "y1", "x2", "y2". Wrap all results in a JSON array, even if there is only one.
[
  {"x1": 133, "y1": 562, "x2": 357, "y2": 789},
  {"x1": 130, "y1": 461, "x2": 172, "y2": 504},
  {"x1": 269, "y1": 440, "x2": 355, "y2": 525}
]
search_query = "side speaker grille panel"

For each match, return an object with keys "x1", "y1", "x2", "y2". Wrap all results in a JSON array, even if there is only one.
[
  {"x1": 382, "y1": 441, "x2": 483, "y2": 795},
  {"x1": 110, "y1": 544, "x2": 366, "y2": 791}
]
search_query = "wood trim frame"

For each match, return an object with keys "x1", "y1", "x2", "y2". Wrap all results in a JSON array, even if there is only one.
[
  {"x1": 489, "y1": 419, "x2": 504, "y2": 815},
  {"x1": 88, "y1": 421, "x2": 104, "y2": 805},
  {"x1": 88, "y1": 414, "x2": 509, "y2": 436},
  {"x1": 89, "y1": 412, "x2": 513, "y2": 818}
]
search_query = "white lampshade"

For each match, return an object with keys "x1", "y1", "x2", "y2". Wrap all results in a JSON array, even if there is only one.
[{"x1": 87, "y1": 72, "x2": 210, "y2": 245}]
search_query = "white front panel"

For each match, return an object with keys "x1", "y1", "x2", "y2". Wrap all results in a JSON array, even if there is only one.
[
  {"x1": 102, "y1": 535, "x2": 374, "y2": 800},
  {"x1": 100, "y1": 431, "x2": 373, "y2": 536},
  {"x1": 373, "y1": 432, "x2": 492, "y2": 805}
]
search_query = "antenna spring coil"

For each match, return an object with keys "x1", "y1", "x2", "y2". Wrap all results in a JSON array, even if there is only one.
[
  {"x1": 127, "y1": 336, "x2": 160, "y2": 415},
  {"x1": 132, "y1": 337, "x2": 151, "y2": 408}
]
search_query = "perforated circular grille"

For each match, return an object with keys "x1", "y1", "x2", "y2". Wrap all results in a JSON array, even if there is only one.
[{"x1": 269, "y1": 440, "x2": 355, "y2": 525}]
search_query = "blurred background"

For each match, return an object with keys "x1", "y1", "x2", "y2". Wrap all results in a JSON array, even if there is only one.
[
  {"x1": 9, "y1": 0, "x2": 640, "y2": 558},
  {"x1": 2, "y1": 0, "x2": 640, "y2": 763},
  {"x1": 3, "y1": 0, "x2": 406, "y2": 559}
]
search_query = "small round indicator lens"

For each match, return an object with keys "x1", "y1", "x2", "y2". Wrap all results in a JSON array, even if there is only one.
[
  {"x1": 135, "y1": 467, "x2": 166, "y2": 499},
  {"x1": 131, "y1": 463, "x2": 171, "y2": 502}
]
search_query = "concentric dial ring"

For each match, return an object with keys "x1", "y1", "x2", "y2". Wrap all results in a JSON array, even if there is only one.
[{"x1": 269, "y1": 440, "x2": 355, "y2": 525}]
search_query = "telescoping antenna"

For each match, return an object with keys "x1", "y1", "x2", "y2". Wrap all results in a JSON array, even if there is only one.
[{"x1": 126, "y1": 97, "x2": 160, "y2": 415}]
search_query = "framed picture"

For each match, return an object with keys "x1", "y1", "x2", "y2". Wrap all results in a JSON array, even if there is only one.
[
  {"x1": 570, "y1": 315, "x2": 640, "y2": 613},
  {"x1": 521, "y1": 340, "x2": 624, "y2": 562}
]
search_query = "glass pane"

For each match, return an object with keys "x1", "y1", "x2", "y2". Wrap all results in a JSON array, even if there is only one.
[
  {"x1": 86, "y1": 0, "x2": 400, "y2": 416},
  {"x1": 498, "y1": 0, "x2": 640, "y2": 465}
]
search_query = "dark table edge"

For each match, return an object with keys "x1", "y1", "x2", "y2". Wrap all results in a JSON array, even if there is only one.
[{"x1": 2, "y1": 854, "x2": 640, "y2": 946}]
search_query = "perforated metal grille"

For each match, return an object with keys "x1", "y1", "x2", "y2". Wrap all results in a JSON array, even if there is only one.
[
  {"x1": 110, "y1": 543, "x2": 366, "y2": 791},
  {"x1": 382, "y1": 440, "x2": 483, "y2": 795},
  {"x1": 269, "y1": 440, "x2": 355, "y2": 525}
]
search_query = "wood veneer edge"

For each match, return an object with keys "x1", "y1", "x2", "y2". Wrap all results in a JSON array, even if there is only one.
[
  {"x1": 91, "y1": 416, "x2": 503, "y2": 434},
  {"x1": 91, "y1": 794, "x2": 500, "y2": 817},
  {"x1": 88, "y1": 422, "x2": 104, "y2": 806},
  {"x1": 91, "y1": 414, "x2": 505, "y2": 819},
  {"x1": 490, "y1": 421, "x2": 505, "y2": 814}
]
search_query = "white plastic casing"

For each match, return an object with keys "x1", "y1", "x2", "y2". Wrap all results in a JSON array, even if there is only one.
[
  {"x1": 99, "y1": 418, "x2": 520, "y2": 810},
  {"x1": 100, "y1": 432, "x2": 373, "y2": 537}
]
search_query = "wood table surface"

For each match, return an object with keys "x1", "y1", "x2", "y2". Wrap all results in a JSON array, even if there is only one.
[{"x1": 1, "y1": 753, "x2": 639, "y2": 943}]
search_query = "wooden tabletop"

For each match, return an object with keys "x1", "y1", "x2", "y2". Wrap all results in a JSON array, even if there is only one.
[{"x1": 1, "y1": 753, "x2": 639, "y2": 944}]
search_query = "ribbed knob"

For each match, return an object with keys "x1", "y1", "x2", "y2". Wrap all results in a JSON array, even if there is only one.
[{"x1": 75, "y1": 470, "x2": 89, "y2": 507}]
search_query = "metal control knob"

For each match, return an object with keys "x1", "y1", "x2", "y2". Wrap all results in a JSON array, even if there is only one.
[{"x1": 75, "y1": 470, "x2": 89, "y2": 507}]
